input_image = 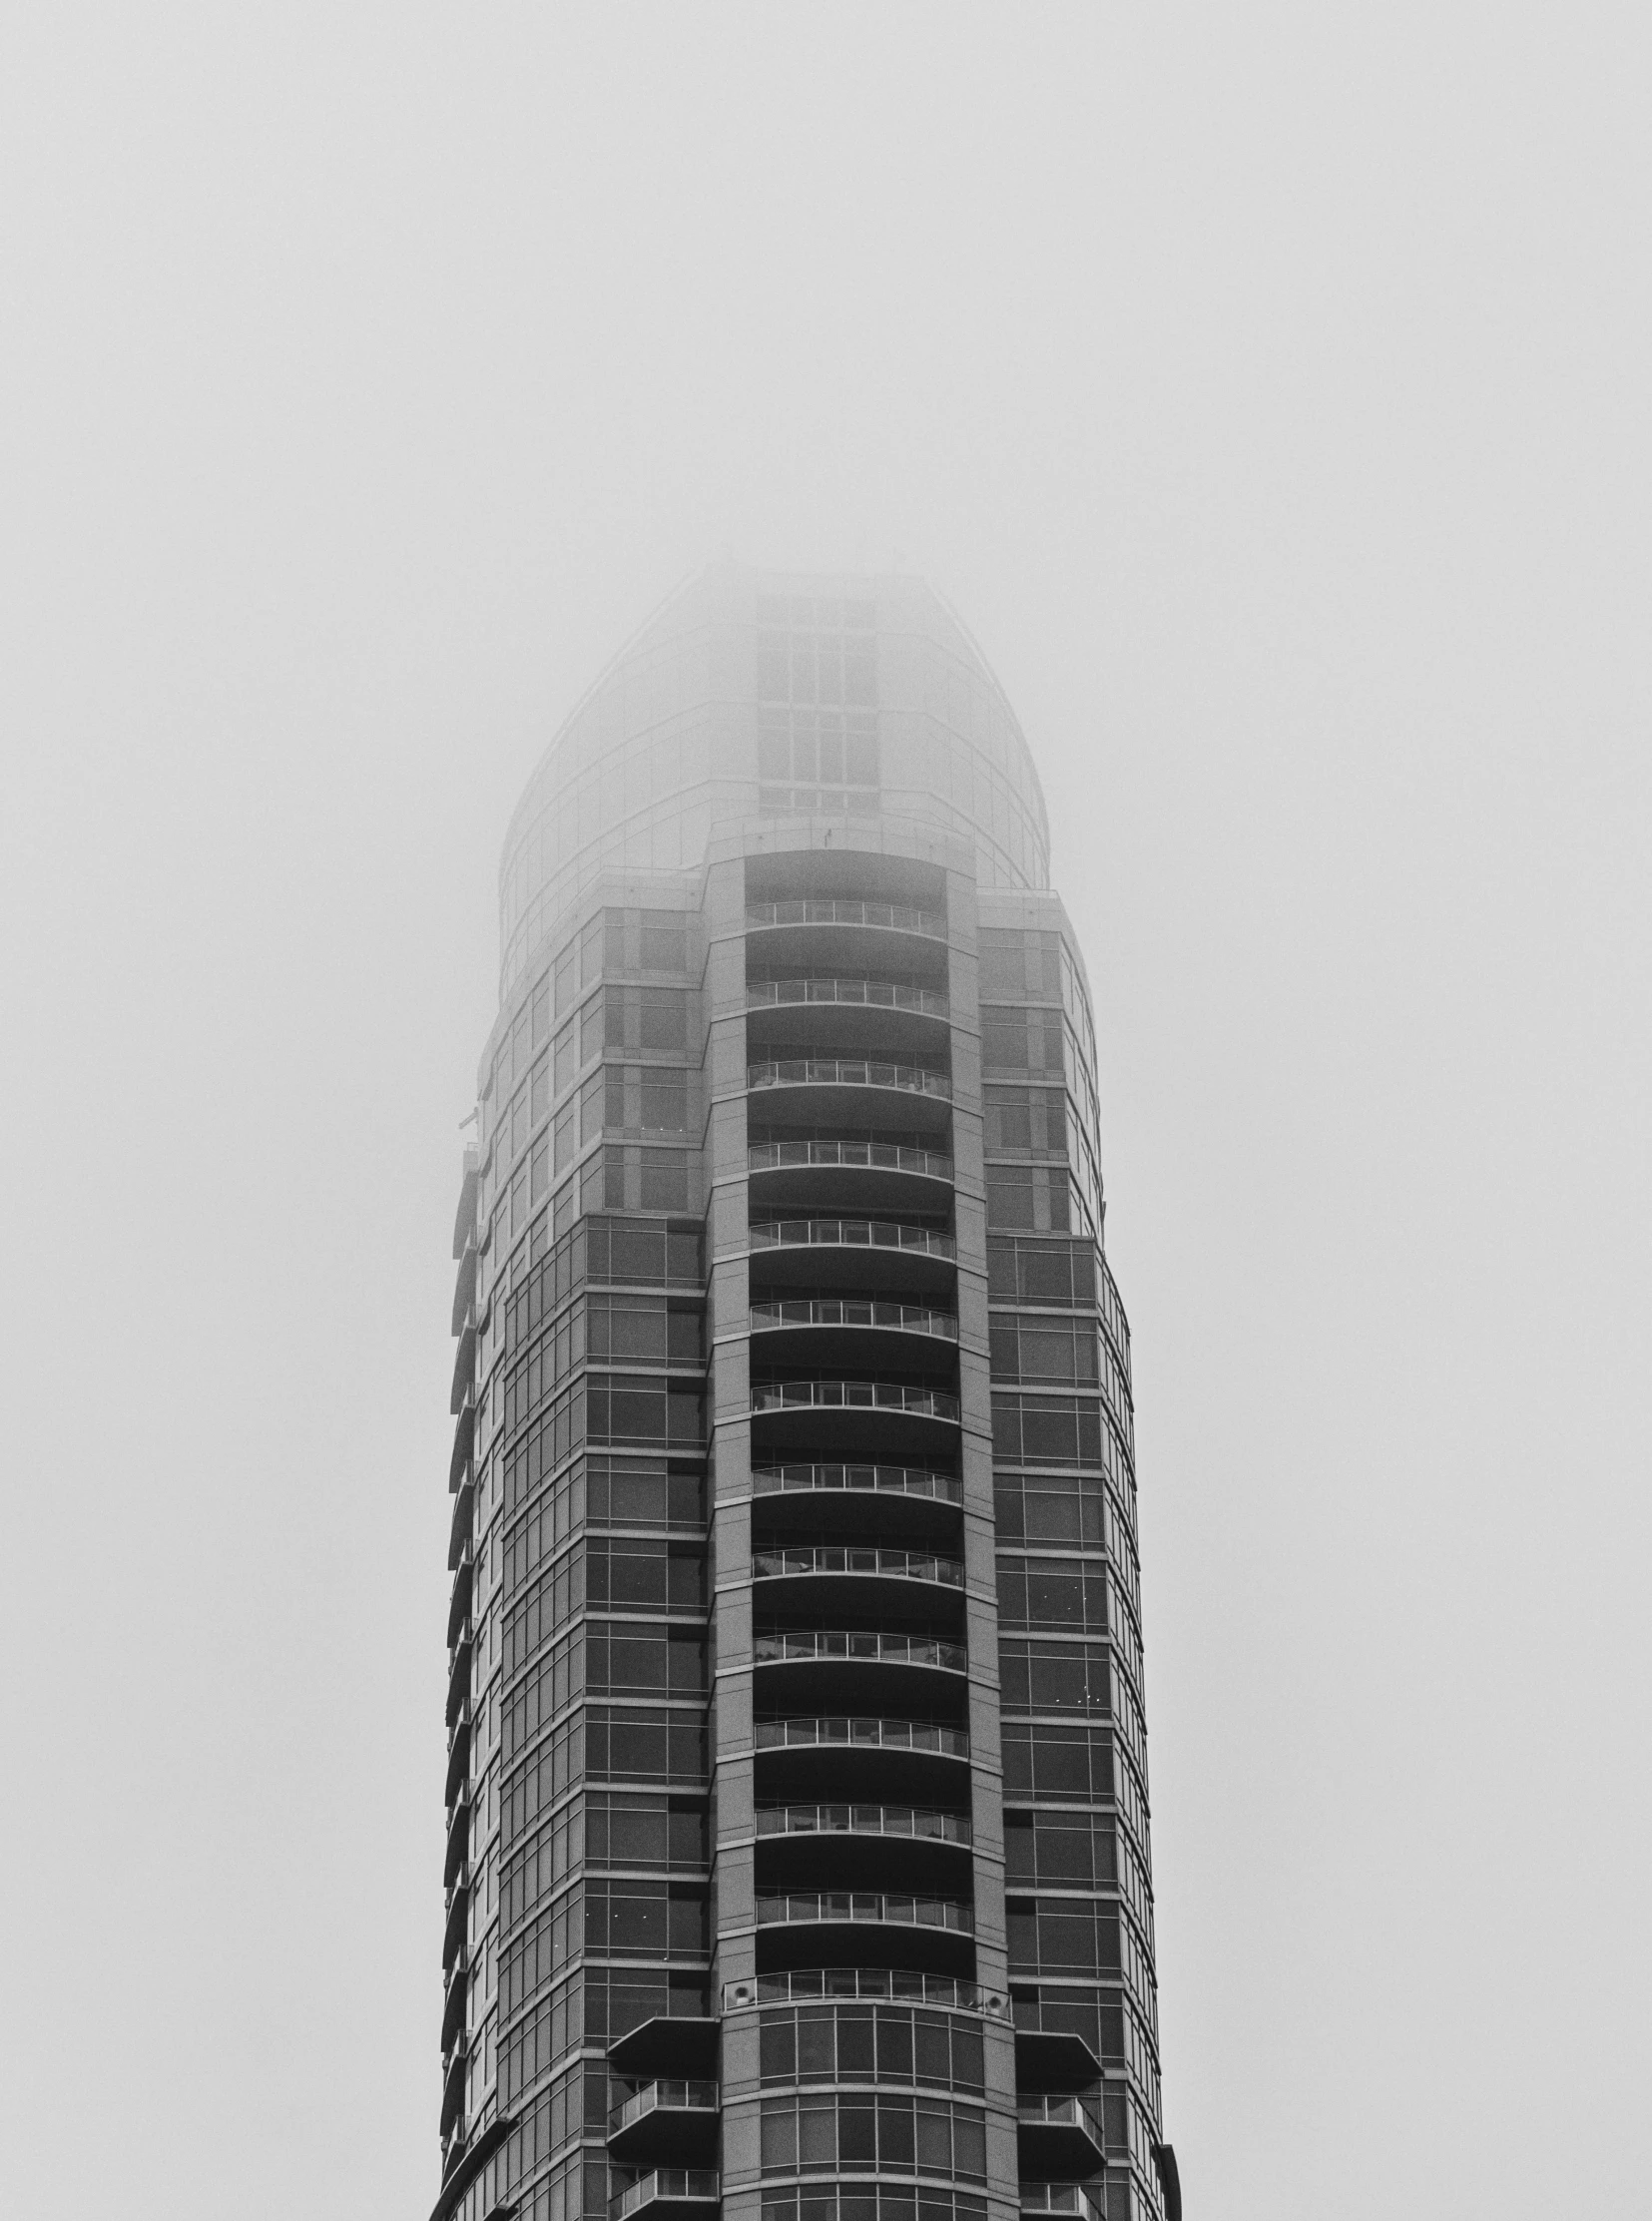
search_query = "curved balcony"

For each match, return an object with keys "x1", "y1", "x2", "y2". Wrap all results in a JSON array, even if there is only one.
[
  {"x1": 751, "y1": 1378, "x2": 959, "y2": 1456},
  {"x1": 608, "y1": 2081, "x2": 719, "y2": 2164},
  {"x1": 747, "y1": 977, "x2": 950, "y2": 1057},
  {"x1": 756, "y1": 1890, "x2": 975, "y2": 1975},
  {"x1": 751, "y1": 1459, "x2": 962, "y2": 1542},
  {"x1": 723, "y1": 1967, "x2": 1009, "y2": 2017},
  {"x1": 753, "y1": 1545, "x2": 964, "y2": 1625},
  {"x1": 755, "y1": 1628, "x2": 965, "y2": 1712},
  {"x1": 748, "y1": 1140, "x2": 953, "y2": 1211},
  {"x1": 755, "y1": 1714, "x2": 969, "y2": 1801},
  {"x1": 747, "y1": 1057, "x2": 952, "y2": 1138},
  {"x1": 749, "y1": 977, "x2": 948, "y2": 1018},
  {"x1": 750, "y1": 1217, "x2": 956, "y2": 1295},
  {"x1": 1017, "y1": 2095, "x2": 1106, "y2": 2178},
  {"x1": 744, "y1": 899, "x2": 948, "y2": 981},
  {"x1": 759, "y1": 1803, "x2": 971, "y2": 1848},
  {"x1": 747, "y1": 898, "x2": 947, "y2": 937},
  {"x1": 612, "y1": 2171, "x2": 720, "y2": 2221},
  {"x1": 757, "y1": 1803, "x2": 973, "y2": 1892},
  {"x1": 751, "y1": 1300, "x2": 958, "y2": 1376}
]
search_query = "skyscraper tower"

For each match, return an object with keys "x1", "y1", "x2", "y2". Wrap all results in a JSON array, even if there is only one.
[{"x1": 436, "y1": 568, "x2": 1175, "y2": 2221}]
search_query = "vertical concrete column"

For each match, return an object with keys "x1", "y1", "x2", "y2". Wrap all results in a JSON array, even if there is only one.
[
  {"x1": 705, "y1": 854, "x2": 756, "y2": 2005},
  {"x1": 947, "y1": 863, "x2": 1022, "y2": 2221}
]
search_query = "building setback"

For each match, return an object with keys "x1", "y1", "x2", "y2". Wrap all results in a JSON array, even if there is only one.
[{"x1": 436, "y1": 567, "x2": 1175, "y2": 2221}]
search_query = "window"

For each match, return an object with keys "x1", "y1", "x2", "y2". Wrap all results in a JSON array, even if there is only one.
[
  {"x1": 996, "y1": 1556, "x2": 1110, "y2": 1632},
  {"x1": 758, "y1": 2092, "x2": 985, "y2": 2181},
  {"x1": 991, "y1": 1395, "x2": 1104, "y2": 1468},
  {"x1": 999, "y1": 1638, "x2": 1111, "y2": 1717},
  {"x1": 641, "y1": 911, "x2": 688, "y2": 971},
  {"x1": 759, "y1": 2004, "x2": 983, "y2": 2091},
  {"x1": 1002, "y1": 1721, "x2": 1115, "y2": 1800}
]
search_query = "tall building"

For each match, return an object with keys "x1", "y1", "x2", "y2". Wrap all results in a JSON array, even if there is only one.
[{"x1": 436, "y1": 568, "x2": 1176, "y2": 2221}]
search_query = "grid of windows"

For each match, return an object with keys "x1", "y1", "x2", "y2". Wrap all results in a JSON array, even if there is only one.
[{"x1": 760, "y1": 2092, "x2": 987, "y2": 2182}]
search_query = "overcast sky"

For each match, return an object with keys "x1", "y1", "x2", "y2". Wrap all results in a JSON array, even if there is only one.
[{"x1": 2, "y1": 7, "x2": 1648, "y2": 2217}]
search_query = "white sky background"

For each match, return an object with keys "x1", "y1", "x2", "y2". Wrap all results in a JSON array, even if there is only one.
[{"x1": 2, "y1": 5, "x2": 1648, "y2": 2214}]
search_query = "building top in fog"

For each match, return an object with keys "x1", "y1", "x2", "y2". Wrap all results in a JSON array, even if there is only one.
[{"x1": 498, "y1": 563, "x2": 1052, "y2": 998}]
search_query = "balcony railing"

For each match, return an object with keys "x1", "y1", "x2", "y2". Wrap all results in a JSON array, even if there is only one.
[
  {"x1": 752, "y1": 1299, "x2": 958, "y2": 1341},
  {"x1": 757, "y1": 1891, "x2": 973, "y2": 1934},
  {"x1": 758, "y1": 1805, "x2": 972, "y2": 1847},
  {"x1": 755, "y1": 1716, "x2": 968, "y2": 1759},
  {"x1": 612, "y1": 2172, "x2": 719, "y2": 2220},
  {"x1": 747, "y1": 978, "x2": 949, "y2": 1018},
  {"x1": 748, "y1": 1058, "x2": 951, "y2": 1100},
  {"x1": 611, "y1": 2082, "x2": 719, "y2": 2133},
  {"x1": 1018, "y1": 2095, "x2": 1104, "y2": 2130},
  {"x1": 748, "y1": 1140, "x2": 953, "y2": 1180},
  {"x1": 725, "y1": 1968, "x2": 1008, "y2": 2015},
  {"x1": 753, "y1": 1546, "x2": 964, "y2": 1588},
  {"x1": 754, "y1": 1631, "x2": 967, "y2": 1673},
  {"x1": 752, "y1": 1381, "x2": 960, "y2": 1422},
  {"x1": 752, "y1": 1461, "x2": 962, "y2": 1504},
  {"x1": 1021, "y1": 2190, "x2": 1105, "y2": 2221},
  {"x1": 751, "y1": 1219, "x2": 956, "y2": 1261},
  {"x1": 746, "y1": 899, "x2": 946, "y2": 938}
]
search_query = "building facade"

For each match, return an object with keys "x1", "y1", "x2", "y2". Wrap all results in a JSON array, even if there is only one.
[{"x1": 435, "y1": 568, "x2": 1174, "y2": 2221}]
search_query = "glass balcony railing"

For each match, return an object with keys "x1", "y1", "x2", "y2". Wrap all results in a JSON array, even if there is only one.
[
  {"x1": 748, "y1": 1058, "x2": 951, "y2": 1099},
  {"x1": 754, "y1": 1631, "x2": 967, "y2": 1673},
  {"x1": 611, "y1": 2082, "x2": 719, "y2": 2133},
  {"x1": 750, "y1": 1219, "x2": 956, "y2": 1260},
  {"x1": 757, "y1": 1891, "x2": 974, "y2": 1934},
  {"x1": 751, "y1": 1462, "x2": 962, "y2": 1504},
  {"x1": 1017, "y1": 2095, "x2": 1103, "y2": 2131},
  {"x1": 755, "y1": 1716, "x2": 969, "y2": 1758},
  {"x1": 757, "y1": 1804, "x2": 972, "y2": 1847},
  {"x1": 751, "y1": 1299, "x2": 958, "y2": 1340},
  {"x1": 748, "y1": 1140, "x2": 953, "y2": 1180},
  {"x1": 753, "y1": 1546, "x2": 964, "y2": 1588},
  {"x1": 751, "y1": 1381, "x2": 960, "y2": 1421},
  {"x1": 1020, "y1": 2189, "x2": 1105, "y2": 2221},
  {"x1": 746, "y1": 899, "x2": 946, "y2": 938},
  {"x1": 726, "y1": 1968, "x2": 1007, "y2": 2015},
  {"x1": 612, "y1": 2172, "x2": 719, "y2": 2219},
  {"x1": 747, "y1": 977, "x2": 949, "y2": 1017}
]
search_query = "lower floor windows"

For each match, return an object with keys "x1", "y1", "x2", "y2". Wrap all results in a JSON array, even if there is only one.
[{"x1": 762, "y1": 2192, "x2": 985, "y2": 2221}]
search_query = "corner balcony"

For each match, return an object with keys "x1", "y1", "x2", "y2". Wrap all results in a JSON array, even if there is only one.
[
  {"x1": 608, "y1": 2081, "x2": 719, "y2": 2164},
  {"x1": 747, "y1": 1058, "x2": 952, "y2": 1137},
  {"x1": 749, "y1": 1139, "x2": 954, "y2": 1214},
  {"x1": 1016, "y1": 2095, "x2": 1106, "y2": 2179},
  {"x1": 757, "y1": 1803, "x2": 973, "y2": 1891},
  {"x1": 1020, "y1": 2188, "x2": 1105, "y2": 2221},
  {"x1": 752, "y1": 1461, "x2": 962, "y2": 1542},
  {"x1": 1010, "y1": 1994, "x2": 1105, "y2": 2088},
  {"x1": 756, "y1": 1891, "x2": 975, "y2": 1976},
  {"x1": 751, "y1": 1378, "x2": 960, "y2": 1456},
  {"x1": 754, "y1": 1629, "x2": 966, "y2": 1710},
  {"x1": 744, "y1": 898, "x2": 948, "y2": 977},
  {"x1": 753, "y1": 1545, "x2": 964, "y2": 1633},
  {"x1": 755, "y1": 1713, "x2": 970, "y2": 1801},
  {"x1": 608, "y1": 2014, "x2": 720, "y2": 2081},
  {"x1": 746, "y1": 977, "x2": 950, "y2": 1057},
  {"x1": 612, "y1": 2171, "x2": 720, "y2": 2221},
  {"x1": 750, "y1": 1217, "x2": 956, "y2": 1295}
]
